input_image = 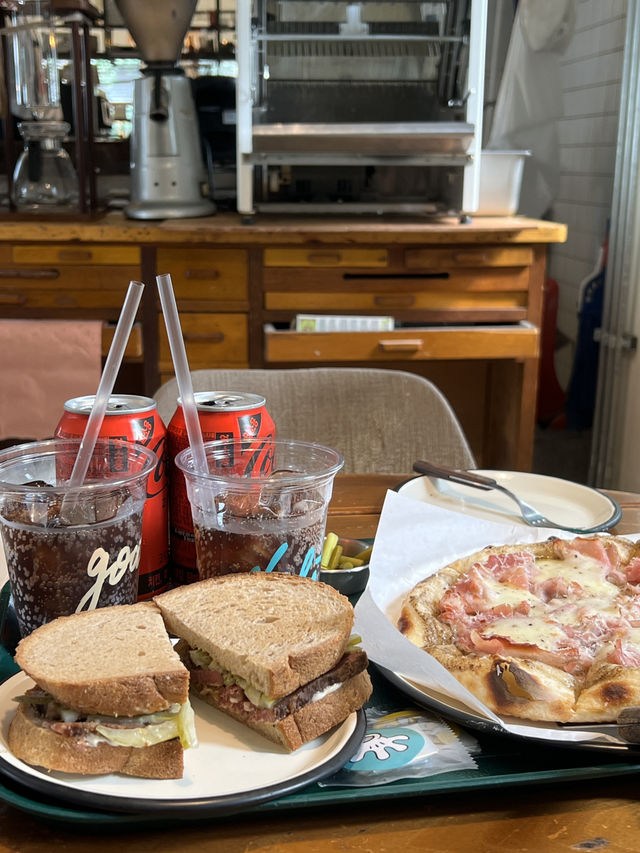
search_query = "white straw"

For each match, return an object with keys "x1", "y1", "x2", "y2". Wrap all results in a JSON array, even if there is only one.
[
  {"x1": 156, "y1": 273, "x2": 208, "y2": 474},
  {"x1": 67, "y1": 280, "x2": 145, "y2": 487}
]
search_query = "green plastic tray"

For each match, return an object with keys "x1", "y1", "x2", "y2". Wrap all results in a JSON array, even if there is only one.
[{"x1": 1, "y1": 584, "x2": 640, "y2": 827}]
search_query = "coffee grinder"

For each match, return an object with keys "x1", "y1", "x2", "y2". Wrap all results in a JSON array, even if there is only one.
[{"x1": 114, "y1": 0, "x2": 215, "y2": 219}]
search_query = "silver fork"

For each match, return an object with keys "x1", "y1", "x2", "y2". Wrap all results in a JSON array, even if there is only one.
[{"x1": 412, "y1": 461, "x2": 621, "y2": 534}]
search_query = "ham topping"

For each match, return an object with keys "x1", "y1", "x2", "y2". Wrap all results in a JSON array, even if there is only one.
[
  {"x1": 439, "y1": 537, "x2": 640, "y2": 674},
  {"x1": 606, "y1": 638, "x2": 640, "y2": 666}
]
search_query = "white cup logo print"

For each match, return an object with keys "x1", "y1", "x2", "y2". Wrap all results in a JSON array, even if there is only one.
[{"x1": 75, "y1": 543, "x2": 141, "y2": 612}]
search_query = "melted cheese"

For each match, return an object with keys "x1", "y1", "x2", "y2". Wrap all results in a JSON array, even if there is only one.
[
  {"x1": 622, "y1": 626, "x2": 640, "y2": 647},
  {"x1": 481, "y1": 606, "x2": 566, "y2": 650},
  {"x1": 534, "y1": 557, "x2": 619, "y2": 599},
  {"x1": 549, "y1": 598, "x2": 619, "y2": 627},
  {"x1": 480, "y1": 574, "x2": 538, "y2": 607},
  {"x1": 453, "y1": 547, "x2": 640, "y2": 669}
]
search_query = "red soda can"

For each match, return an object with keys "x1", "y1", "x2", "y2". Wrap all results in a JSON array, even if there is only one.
[
  {"x1": 167, "y1": 392, "x2": 275, "y2": 585},
  {"x1": 55, "y1": 394, "x2": 169, "y2": 598}
]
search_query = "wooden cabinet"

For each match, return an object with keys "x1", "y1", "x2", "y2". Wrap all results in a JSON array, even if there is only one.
[{"x1": 0, "y1": 214, "x2": 567, "y2": 470}]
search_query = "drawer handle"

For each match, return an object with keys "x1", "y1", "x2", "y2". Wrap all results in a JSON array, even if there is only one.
[
  {"x1": 0, "y1": 292, "x2": 27, "y2": 305},
  {"x1": 451, "y1": 251, "x2": 490, "y2": 264},
  {"x1": 0, "y1": 268, "x2": 60, "y2": 279},
  {"x1": 183, "y1": 332, "x2": 225, "y2": 343},
  {"x1": 56, "y1": 250, "x2": 93, "y2": 261},
  {"x1": 374, "y1": 294, "x2": 415, "y2": 308},
  {"x1": 54, "y1": 295, "x2": 78, "y2": 307},
  {"x1": 185, "y1": 269, "x2": 221, "y2": 280},
  {"x1": 306, "y1": 252, "x2": 342, "y2": 265},
  {"x1": 378, "y1": 339, "x2": 423, "y2": 353}
]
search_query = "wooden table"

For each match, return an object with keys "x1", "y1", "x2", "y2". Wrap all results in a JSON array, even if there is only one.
[{"x1": 2, "y1": 474, "x2": 640, "y2": 853}]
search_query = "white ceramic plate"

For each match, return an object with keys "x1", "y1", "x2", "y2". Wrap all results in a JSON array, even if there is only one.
[
  {"x1": 396, "y1": 470, "x2": 621, "y2": 531},
  {"x1": 0, "y1": 672, "x2": 364, "y2": 815}
]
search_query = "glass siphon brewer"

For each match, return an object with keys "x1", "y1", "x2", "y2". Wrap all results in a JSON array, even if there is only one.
[
  {"x1": 3, "y1": 0, "x2": 79, "y2": 210},
  {"x1": 12, "y1": 120, "x2": 79, "y2": 210}
]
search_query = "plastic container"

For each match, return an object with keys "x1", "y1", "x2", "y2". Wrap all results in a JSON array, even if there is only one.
[{"x1": 475, "y1": 150, "x2": 530, "y2": 216}]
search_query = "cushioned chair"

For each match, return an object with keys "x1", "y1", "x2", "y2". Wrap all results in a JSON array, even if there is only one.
[{"x1": 153, "y1": 367, "x2": 475, "y2": 474}]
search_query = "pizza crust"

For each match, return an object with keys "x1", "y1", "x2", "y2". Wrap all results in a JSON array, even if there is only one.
[
  {"x1": 574, "y1": 661, "x2": 640, "y2": 722},
  {"x1": 425, "y1": 643, "x2": 576, "y2": 723},
  {"x1": 398, "y1": 535, "x2": 640, "y2": 724}
]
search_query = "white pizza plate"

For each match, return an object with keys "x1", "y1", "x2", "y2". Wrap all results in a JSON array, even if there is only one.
[
  {"x1": 396, "y1": 470, "x2": 621, "y2": 531},
  {"x1": 0, "y1": 672, "x2": 365, "y2": 815}
]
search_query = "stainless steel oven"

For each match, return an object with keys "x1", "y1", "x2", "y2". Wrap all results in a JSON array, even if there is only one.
[{"x1": 236, "y1": 0, "x2": 487, "y2": 216}]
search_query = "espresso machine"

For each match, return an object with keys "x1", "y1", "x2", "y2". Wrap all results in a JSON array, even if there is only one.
[{"x1": 114, "y1": 0, "x2": 215, "y2": 219}]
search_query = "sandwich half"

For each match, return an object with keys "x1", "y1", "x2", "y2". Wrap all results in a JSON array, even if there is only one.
[
  {"x1": 8, "y1": 602, "x2": 197, "y2": 778},
  {"x1": 154, "y1": 573, "x2": 372, "y2": 750}
]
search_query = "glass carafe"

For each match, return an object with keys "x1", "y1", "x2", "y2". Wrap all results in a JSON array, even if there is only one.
[
  {"x1": 5, "y1": 0, "x2": 62, "y2": 121},
  {"x1": 12, "y1": 121, "x2": 79, "y2": 210}
]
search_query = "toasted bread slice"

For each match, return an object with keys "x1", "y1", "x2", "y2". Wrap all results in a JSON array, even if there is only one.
[
  {"x1": 8, "y1": 702, "x2": 184, "y2": 778},
  {"x1": 14, "y1": 602, "x2": 189, "y2": 717},
  {"x1": 154, "y1": 573, "x2": 354, "y2": 699}
]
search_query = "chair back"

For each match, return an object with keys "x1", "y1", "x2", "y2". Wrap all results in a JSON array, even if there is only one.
[{"x1": 153, "y1": 367, "x2": 476, "y2": 474}]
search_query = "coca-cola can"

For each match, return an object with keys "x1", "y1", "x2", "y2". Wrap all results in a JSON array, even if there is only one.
[
  {"x1": 167, "y1": 392, "x2": 275, "y2": 585},
  {"x1": 55, "y1": 394, "x2": 169, "y2": 598}
]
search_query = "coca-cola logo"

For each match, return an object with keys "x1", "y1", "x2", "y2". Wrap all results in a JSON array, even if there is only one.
[{"x1": 75, "y1": 543, "x2": 141, "y2": 612}]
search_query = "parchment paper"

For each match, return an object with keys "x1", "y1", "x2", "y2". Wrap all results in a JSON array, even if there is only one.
[{"x1": 354, "y1": 488, "x2": 638, "y2": 745}]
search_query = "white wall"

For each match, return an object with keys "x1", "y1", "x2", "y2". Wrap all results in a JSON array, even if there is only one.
[{"x1": 547, "y1": 0, "x2": 627, "y2": 385}]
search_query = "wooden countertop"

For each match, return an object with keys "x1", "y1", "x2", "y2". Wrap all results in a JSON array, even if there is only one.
[{"x1": 0, "y1": 211, "x2": 568, "y2": 246}]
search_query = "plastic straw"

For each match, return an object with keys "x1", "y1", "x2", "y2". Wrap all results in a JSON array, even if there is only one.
[
  {"x1": 156, "y1": 273, "x2": 208, "y2": 474},
  {"x1": 67, "y1": 280, "x2": 145, "y2": 487}
]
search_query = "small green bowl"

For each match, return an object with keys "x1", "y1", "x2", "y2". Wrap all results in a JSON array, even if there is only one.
[{"x1": 319, "y1": 537, "x2": 370, "y2": 595}]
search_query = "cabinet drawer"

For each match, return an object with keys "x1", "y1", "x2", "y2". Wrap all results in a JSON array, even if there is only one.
[
  {"x1": 264, "y1": 248, "x2": 388, "y2": 268},
  {"x1": 264, "y1": 324, "x2": 539, "y2": 363},
  {"x1": 0, "y1": 265, "x2": 142, "y2": 309},
  {"x1": 156, "y1": 248, "x2": 248, "y2": 306},
  {"x1": 404, "y1": 246, "x2": 534, "y2": 268},
  {"x1": 12, "y1": 245, "x2": 140, "y2": 265},
  {"x1": 264, "y1": 267, "x2": 530, "y2": 321},
  {"x1": 158, "y1": 313, "x2": 248, "y2": 372}
]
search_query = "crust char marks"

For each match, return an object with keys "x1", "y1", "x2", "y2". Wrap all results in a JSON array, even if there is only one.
[
  {"x1": 425, "y1": 643, "x2": 576, "y2": 722},
  {"x1": 574, "y1": 661, "x2": 640, "y2": 723}
]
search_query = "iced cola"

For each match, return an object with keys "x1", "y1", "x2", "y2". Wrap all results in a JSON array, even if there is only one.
[
  {"x1": 176, "y1": 438, "x2": 343, "y2": 581},
  {"x1": 0, "y1": 438, "x2": 156, "y2": 636}
]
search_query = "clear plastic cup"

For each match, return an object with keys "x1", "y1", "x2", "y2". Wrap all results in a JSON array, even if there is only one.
[
  {"x1": 175, "y1": 438, "x2": 344, "y2": 581},
  {"x1": 0, "y1": 438, "x2": 157, "y2": 636}
]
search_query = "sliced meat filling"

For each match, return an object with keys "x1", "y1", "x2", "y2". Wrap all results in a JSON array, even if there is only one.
[
  {"x1": 18, "y1": 686, "x2": 176, "y2": 739},
  {"x1": 186, "y1": 649, "x2": 368, "y2": 724}
]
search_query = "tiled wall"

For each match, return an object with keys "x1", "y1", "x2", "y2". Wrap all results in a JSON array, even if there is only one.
[{"x1": 547, "y1": 0, "x2": 628, "y2": 384}]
